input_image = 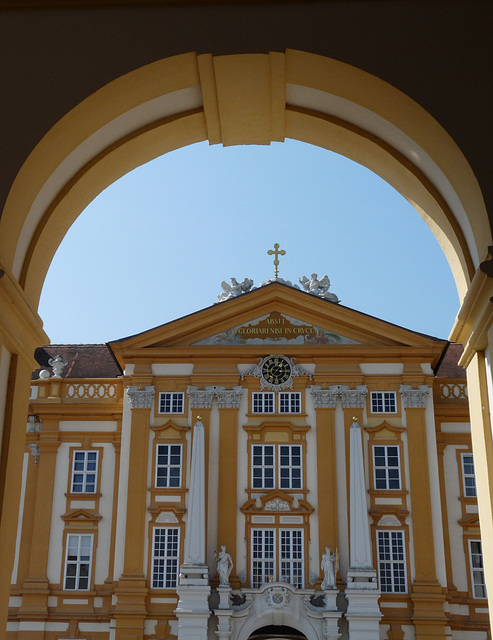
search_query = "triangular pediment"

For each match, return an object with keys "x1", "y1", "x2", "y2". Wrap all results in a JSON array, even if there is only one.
[{"x1": 109, "y1": 283, "x2": 446, "y2": 366}]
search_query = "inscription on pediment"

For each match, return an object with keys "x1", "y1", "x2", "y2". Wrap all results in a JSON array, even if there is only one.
[{"x1": 193, "y1": 312, "x2": 360, "y2": 346}]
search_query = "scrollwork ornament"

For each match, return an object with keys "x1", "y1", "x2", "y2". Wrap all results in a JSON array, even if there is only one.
[
  {"x1": 310, "y1": 385, "x2": 339, "y2": 408},
  {"x1": 187, "y1": 386, "x2": 215, "y2": 409},
  {"x1": 28, "y1": 443, "x2": 40, "y2": 465}
]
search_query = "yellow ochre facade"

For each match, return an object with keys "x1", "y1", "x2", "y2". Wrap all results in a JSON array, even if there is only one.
[{"x1": 8, "y1": 282, "x2": 489, "y2": 640}]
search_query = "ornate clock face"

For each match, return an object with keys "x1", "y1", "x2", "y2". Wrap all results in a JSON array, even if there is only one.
[{"x1": 261, "y1": 356, "x2": 292, "y2": 386}]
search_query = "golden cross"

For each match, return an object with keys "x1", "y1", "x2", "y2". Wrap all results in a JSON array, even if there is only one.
[{"x1": 267, "y1": 243, "x2": 286, "y2": 277}]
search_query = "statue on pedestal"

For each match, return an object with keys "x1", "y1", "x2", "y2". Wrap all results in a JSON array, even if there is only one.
[
  {"x1": 321, "y1": 547, "x2": 337, "y2": 589},
  {"x1": 215, "y1": 545, "x2": 234, "y2": 585}
]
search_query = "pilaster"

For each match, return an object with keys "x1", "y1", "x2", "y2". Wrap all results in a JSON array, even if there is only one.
[
  {"x1": 400, "y1": 385, "x2": 447, "y2": 640},
  {"x1": 0, "y1": 354, "x2": 36, "y2": 637},
  {"x1": 19, "y1": 419, "x2": 60, "y2": 628},
  {"x1": 216, "y1": 387, "x2": 242, "y2": 588},
  {"x1": 310, "y1": 386, "x2": 339, "y2": 563},
  {"x1": 114, "y1": 385, "x2": 154, "y2": 640}
]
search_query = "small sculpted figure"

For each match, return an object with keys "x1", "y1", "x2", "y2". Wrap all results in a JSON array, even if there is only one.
[
  {"x1": 321, "y1": 546, "x2": 336, "y2": 590},
  {"x1": 215, "y1": 545, "x2": 234, "y2": 586}
]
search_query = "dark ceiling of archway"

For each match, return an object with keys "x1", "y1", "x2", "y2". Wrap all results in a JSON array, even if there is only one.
[{"x1": 1, "y1": 1, "x2": 492, "y2": 231}]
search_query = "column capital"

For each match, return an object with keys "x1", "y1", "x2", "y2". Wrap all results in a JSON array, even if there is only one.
[
  {"x1": 399, "y1": 384, "x2": 429, "y2": 409},
  {"x1": 188, "y1": 385, "x2": 215, "y2": 409},
  {"x1": 310, "y1": 385, "x2": 339, "y2": 409},
  {"x1": 341, "y1": 385, "x2": 368, "y2": 409},
  {"x1": 126, "y1": 385, "x2": 155, "y2": 409},
  {"x1": 216, "y1": 386, "x2": 243, "y2": 409}
]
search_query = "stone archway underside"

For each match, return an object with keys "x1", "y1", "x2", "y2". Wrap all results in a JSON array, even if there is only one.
[{"x1": 0, "y1": 50, "x2": 489, "y2": 317}]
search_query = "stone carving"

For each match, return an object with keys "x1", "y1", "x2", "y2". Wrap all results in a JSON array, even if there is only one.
[
  {"x1": 399, "y1": 384, "x2": 430, "y2": 409},
  {"x1": 188, "y1": 386, "x2": 243, "y2": 409},
  {"x1": 265, "y1": 586, "x2": 290, "y2": 608},
  {"x1": 299, "y1": 274, "x2": 340, "y2": 303},
  {"x1": 309, "y1": 593, "x2": 326, "y2": 608},
  {"x1": 230, "y1": 593, "x2": 247, "y2": 607},
  {"x1": 216, "y1": 277, "x2": 254, "y2": 302},
  {"x1": 216, "y1": 387, "x2": 243, "y2": 409},
  {"x1": 340, "y1": 385, "x2": 368, "y2": 409},
  {"x1": 48, "y1": 354, "x2": 68, "y2": 378},
  {"x1": 215, "y1": 545, "x2": 234, "y2": 585},
  {"x1": 310, "y1": 385, "x2": 339, "y2": 408},
  {"x1": 264, "y1": 498, "x2": 291, "y2": 511},
  {"x1": 126, "y1": 385, "x2": 155, "y2": 409},
  {"x1": 28, "y1": 443, "x2": 40, "y2": 465},
  {"x1": 321, "y1": 547, "x2": 337, "y2": 590}
]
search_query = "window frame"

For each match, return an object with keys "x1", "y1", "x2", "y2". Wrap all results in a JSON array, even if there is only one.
[
  {"x1": 158, "y1": 391, "x2": 185, "y2": 415},
  {"x1": 150, "y1": 526, "x2": 181, "y2": 589},
  {"x1": 278, "y1": 392, "x2": 302, "y2": 414},
  {"x1": 155, "y1": 442, "x2": 183, "y2": 489},
  {"x1": 376, "y1": 529, "x2": 407, "y2": 594},
  {"x1": 70, "y1": 449, "x2": 99, "y2": 494},
  {"x1": 461, "y1": 451, "x2": 477, "y2": 498},
  {"x1": 372, "y1": 444, "x2": 401, "y2": 491},
  {"x1": 251, "y1": 443, "x2": 303, "y2": 491},
  {"x1": 370, "y1": 391, "x2": 397, "y2": 414},
  {"x1": 252, "y1": 392, "x2": 275, "y2": 414},
  {"x1": 251, "y1": 528, "x2": 304, "y2": 589},
  {"x1": 63, "y1": 533, "x2": 94, "y2": 591},
  {"x1": 468, "y1": 539, "x2": 487, "y2": 599}
]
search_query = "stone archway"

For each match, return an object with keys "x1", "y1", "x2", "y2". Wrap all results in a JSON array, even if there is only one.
[{"x1": 1, "y1": 49, "x2": 492, "y2": 637}]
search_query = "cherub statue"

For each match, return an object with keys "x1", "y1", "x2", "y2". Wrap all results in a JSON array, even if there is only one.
[
  {"x1": 299, "y1": 274, "x2": 340, "y2": 303},
  {"x1": 217, "y1": 277, "x2": 254, "y2": 302}
]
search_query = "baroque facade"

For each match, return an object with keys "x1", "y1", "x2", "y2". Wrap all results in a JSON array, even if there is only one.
[{"x1": 8, "y1": 282, "x2": 489, "y2": 640}]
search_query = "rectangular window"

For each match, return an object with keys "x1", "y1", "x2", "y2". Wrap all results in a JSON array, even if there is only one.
[
  {"x1": 279, "y1": 392, "x2": 301, "y2": 414},
  {"x1": 151, "y1": 527, "x2": 180, "y2": 589},
  {"x1": 158, "y1": 392, "x2": 184, "y2": 414},
  {"x1": 71, "y1": 450, "x2": 98, "y2": 493},
  {"x1": 469, "y1": 540, "x2": 487, "y2": 598},
  {"x1": 279, "y1": 529, "x2": 304, "y2": 587},
  {"x1": 279, "y1": 445, "x2": 302, "y2": 489},
  {"x1": 252, "y1": 444, "x2": 303, "y2": 490},
  {"x1": 252, "y1": 444, "x2": 275, "y2": 489},
  {"x1": 252, "y1": 529, "x2": 276, "y2": 588},
  {"x1": 156, "y1": 444, "x2": 182, "y2": 488},
  {"x1": 251, "y1": 529, "x2": 304, "y2": 588},
  {"x1": 370, "y1": 391, "x2": 397, "y2": 413},
  {"x1": 64, "y1": 534, "x2": 93, "y2": 590},
  {"x1": 373, "y1": 445, "x2": 401, "y2": 490},
  {"x1": 252, "y1": 392, "x2": 275, "y2": 413},
  {"x1": 377, "y1": 530, "x2": 406, "y2": 593},
  {"x1": 461, "y1": 453, "x2": 477, "y2": 498}
]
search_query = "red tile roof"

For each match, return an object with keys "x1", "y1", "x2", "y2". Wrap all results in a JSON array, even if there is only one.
[
  {"x1": 33, "y1": 345, "x2": 122, "y2": 379},
  {"x1": 435, "y1": 343, "x2": 466, "y2": 378}
]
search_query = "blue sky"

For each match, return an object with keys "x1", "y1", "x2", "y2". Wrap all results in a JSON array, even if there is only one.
[{"x1": 38, "y1": 139, "x2": 459, "y2": 344}]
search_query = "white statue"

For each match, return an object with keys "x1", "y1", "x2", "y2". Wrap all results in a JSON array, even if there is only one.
[
  {"x1": 48, "y1": 354, "x2": 68, "y2": 378},
  {"x1": 215, "y1": 545, "x2": 234, "y2": 585},
  {"x1": 321, "y1": 546, "x2": 337, "y2": 589},
  {"x1": 216, "y1": 277, "x2": 254, "y2": 302}
]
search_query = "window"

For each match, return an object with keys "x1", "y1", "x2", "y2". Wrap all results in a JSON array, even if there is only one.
[
  {"x1": 370, "y1": 391, "x2": 397, "y2": 413},
  {"x1": 373, "y1": 445, "x2": 401, "y2": 490},
  {"x1": 253, "y1": 392, "x2": 275, "y2": 413},
  {"x1": 151, "y1": 527, "x2": 180, "y2": 589},
  {"x1": 469, "y1": 540, "x2": 487, "y2": 598},
  {"x1": 158, "y1": 392, "x2": 184, "y2": 414},
  {"x1": 279, "y1": 392, "x2": 301, "y2": 413},
  {"x1": 252, "y1": 444, "x2": 302, "y2": 490},
  {"x1": 156, "y1": 444, "x2": 182, "y2": 488},
  {"x1": 461, "y1": 453, "x2": 477, "y2": 498},
  {"x1": 71, "y1": 450, "x2": 98, "y2": 493},
  {"x1": 64, "y1": 534, "x2": 93, "y2": 590},
  {"x1": 377, "y1": 530, "x2": 406, "y2": 593},
  {"x1": 251, "y1": 528, "x2": 304, "y2": 588}
]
